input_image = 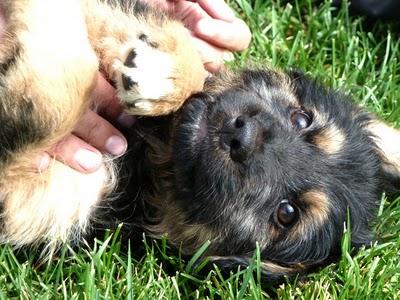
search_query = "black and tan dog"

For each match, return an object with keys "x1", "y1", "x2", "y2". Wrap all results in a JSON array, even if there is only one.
[{"x1": 0, "y1": 0, "x2": 399, "y2": 282}]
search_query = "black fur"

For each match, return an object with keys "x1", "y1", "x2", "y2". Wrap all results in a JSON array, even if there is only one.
[
  {"x1": 0, "y1": 94, "x2": 49, "y2": 166},
  {"x1": 107, "y1": 0, "x2": 167, "y2": 22},
  {"x1": 0, "y1": 45, "x2": 20, "y2": 79}
]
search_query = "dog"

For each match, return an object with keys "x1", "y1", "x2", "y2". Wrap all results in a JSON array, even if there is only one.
[{"x1": 0, "y1": 0, "x2": 399, "y2": 283}]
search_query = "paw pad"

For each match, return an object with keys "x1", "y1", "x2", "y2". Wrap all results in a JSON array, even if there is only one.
[
  {"x1": 124, "y1": 49, "x2": 137, "y2": 68},
  {"x1": 121, "y1": 50, "x2": 138, "y2": 90},
  {"x1": 113, "y1": 39, "x2": 175, "y2": 115},
  {"x1": 121, "y1": 73, "x2": 137, "y2": 90}
]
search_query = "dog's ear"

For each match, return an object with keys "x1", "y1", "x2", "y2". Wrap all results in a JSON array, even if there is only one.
[
  {"x1": 204, "y1": 256, "x2": 324, "y2": 284},
  {"x1": 367, "y1": 120, "x2": 400, "y2": 188}
]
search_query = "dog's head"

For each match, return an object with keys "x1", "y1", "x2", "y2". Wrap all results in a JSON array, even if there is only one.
[{"x1": 148, "y1": 69, "x2": 400, "y2": 281}]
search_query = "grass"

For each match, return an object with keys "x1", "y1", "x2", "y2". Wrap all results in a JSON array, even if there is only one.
[{"x1": 1, "y1": 0, "x2": 400, "y2": 298}]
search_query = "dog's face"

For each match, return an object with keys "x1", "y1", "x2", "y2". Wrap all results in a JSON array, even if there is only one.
[{"x1": 150, "y1": 69, "x2": 400, "y2": 280}]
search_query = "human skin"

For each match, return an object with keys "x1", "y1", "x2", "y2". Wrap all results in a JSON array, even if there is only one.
[{"x1": 0, "y1": 0, "x2": 251, "y2": 173}]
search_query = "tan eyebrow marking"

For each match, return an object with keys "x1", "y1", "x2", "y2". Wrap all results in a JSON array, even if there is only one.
[
  {"x1": 312, "y1": 125, "x2": 345, "y2": 155},
  {"x1": 286, "y1": 189, "x2": 330, "y2": 242},
  {"x1": 301, "y1": 190, "x2": 330, "y2": 226}
]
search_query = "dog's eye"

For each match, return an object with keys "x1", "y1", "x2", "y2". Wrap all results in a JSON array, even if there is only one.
[
  {"x1": 276, "y1": 200, "x2": 298, "y2": 227},
  {"x1": 290, "y1": 110, "x2": 312, "y2": 130}
]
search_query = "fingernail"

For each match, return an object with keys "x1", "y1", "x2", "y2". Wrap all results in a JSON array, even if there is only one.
[
  {"x1": 117, "y1": 112, "x2": 136, "y2": 129},
  {"x1": 105, "y1": 135, "x2": 127, "y2": 156},
  {"x1": 74, "y1": 149, "x2": 102, "y2": 172},
  {"x1": 36, "y1": 153, "x2": 50, "y2": 172}
]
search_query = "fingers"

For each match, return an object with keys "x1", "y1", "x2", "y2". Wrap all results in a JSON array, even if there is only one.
[
  {"x1": 90, "y1": 73, "x2": 121, "y2": 119},
  {"x1": 34, "y1": 138, "x2": 102, "y2": 174},
  {"x1": 166, "y1": 0, "x2": 251, "y2": 69},
  {"x1": 48, "y1": 134, "x2": 103, "y2": 173},
  {"x1": 188, "y1": 0, "x2": 236, "y2": 22},
  {"x1": 33, "y1": 73, "x2": 134, "y2": 174},
  {"x1": 150, "y1": 0, "x2": 251, "y2": 70},
  {"x1": 174, "y1": 0, "x2": 251, "y2": 51},
  {"x1": 43, "y1": 110, "x2": 127, "y2": 174},
  {"x1": 194, "y1": 18, "x2": 251, "y2": 52},
  {"x1": 73, "y1": 110, "x2": 127, "y2": 157},
  {"x1": 191, "y1": 36, "x2": 233, "y2": 72}
]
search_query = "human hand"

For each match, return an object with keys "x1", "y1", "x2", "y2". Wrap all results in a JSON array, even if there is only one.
[
  {"x1": 35, "y1": 74, "x2": 135, "y2": 173},
  {"x1": 40, "y1": 0, "x2": 251, "y2": 173},
  {"x1": 37, "y1": 0, "x2": 251, "y2": 173},
  {"x1": 3, "y1": 0, "x2": 250, "y2": 174},
  {"x1": 150, "y1": 0, "x2": 252, "y2": 72}
]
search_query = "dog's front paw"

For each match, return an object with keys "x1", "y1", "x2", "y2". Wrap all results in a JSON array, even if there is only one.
[
  {"x1": 111, "y1": 29, "x2": 206, "y2": 116},
  {"x1": 113, "y1": 36, "x2": 178, "y2": 116}
]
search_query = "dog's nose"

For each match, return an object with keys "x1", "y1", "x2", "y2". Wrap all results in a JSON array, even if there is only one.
[{"x1": 221, "y1": 116, "x2": 258, "y2": 162}]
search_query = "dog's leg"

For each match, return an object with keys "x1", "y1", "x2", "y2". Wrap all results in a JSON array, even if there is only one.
[
  {"x1": 0, "y1": 0, "x2": 108, "y2": 249},
  {"x1": 82, "y1": 0, "x2": 206, "y2": 116}
]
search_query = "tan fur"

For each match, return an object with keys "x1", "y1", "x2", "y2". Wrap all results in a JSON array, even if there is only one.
[
  {"x1": 0, "y1": 0, "x2": 99, "y2": 249},
  {"x1": 2, "y1": 160, "x2": 115, "y2": 249},
  {"x1": 261, "y1": 261, "x2": 305, "y2": 275},
  {"x1": 82, "y1": 0, "x2": 206, "y2": 115},
  {"x1": 289, "y1": 190, "x2": 330, "y2": 240},
  {"x1": 312, "y1": 125, "x2": 345, "y2": 155},
  {"x1": 0, "y1": 0, "x2": 205, "y2": 250},
  {"x1": 148, "y1": 200, "x2": 217, "y2": 254},
  {"x1": 368, "y1": 120, "x2": 400, "y2": 176},
  {"x1": 301, "y1": 190, "x2": 330, "y2": 226},
  {"x1": 0, "y1": 0, "x2": 98, "y2": 154}
]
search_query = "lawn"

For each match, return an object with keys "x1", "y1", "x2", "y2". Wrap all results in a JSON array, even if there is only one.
[{"x1": 1, "y1": 0, "x2": 400, "y2": 299}]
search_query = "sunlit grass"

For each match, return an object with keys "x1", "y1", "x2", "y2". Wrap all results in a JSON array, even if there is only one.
[{"x1": 1, "y1": 1, "x2": 399, "y2": 298}]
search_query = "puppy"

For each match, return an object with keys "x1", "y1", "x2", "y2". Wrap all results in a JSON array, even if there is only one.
[
  {"x1": 106, "y1": 69, "x2": 400, "y2": 282},
  {"x1": 0, "y1": 0, "x2": 399, "y2": 282}
]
